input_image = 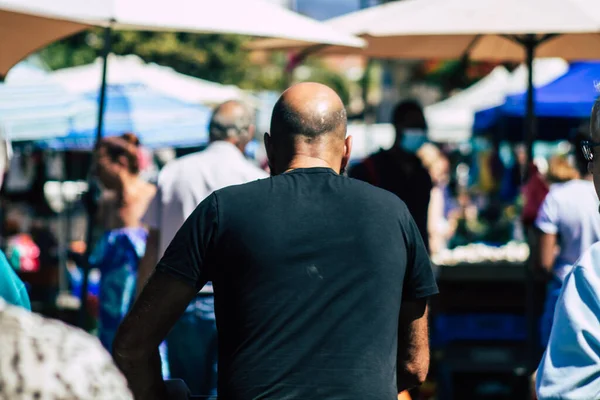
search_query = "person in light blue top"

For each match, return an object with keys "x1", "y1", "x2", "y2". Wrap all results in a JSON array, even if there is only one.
[{"x1": 537, "y1": 100, "x2": 600, "y2": 399}]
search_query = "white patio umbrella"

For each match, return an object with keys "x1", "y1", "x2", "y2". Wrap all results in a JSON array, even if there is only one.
[
  {"x1": 51, "y1": 54, "x2": 257, "y2": 107},
  {"x1": 0, "y1": 0, "x2": 365, "y2": 77}
]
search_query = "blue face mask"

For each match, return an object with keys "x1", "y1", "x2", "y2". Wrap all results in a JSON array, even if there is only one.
[{"x1": 400, "y1": 129, "x2": 428, "y2": 152}]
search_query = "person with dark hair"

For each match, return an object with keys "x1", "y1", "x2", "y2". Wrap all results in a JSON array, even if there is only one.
[
  {"x1": 534, "y1": 132, "x2": 600, "y2": 352},
  {"x1": 113, "y1": 83, "x2": 437, "y2": 400},
  {"x1": 536, "y1": 102, "x2": 600, "y2": 399},
  {"x1": 92, "y1": 133, "x2": 157, "y2": 352},
  {"x1": 349, "y1": 100, "x2": 432, "y2": 249},
  {"x1": 137, "y1": 100, "x2": 267, "y2": 397}
]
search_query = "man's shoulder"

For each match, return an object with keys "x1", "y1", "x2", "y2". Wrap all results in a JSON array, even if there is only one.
[
  {"x1": 551, "y1": 179, "x2": 591, "y2": 194},
  {"x1": 346, "y1": 175, "x2": 411, "y2": 212},
  {"x1": 156, "y1": 153, "x2": 198, "y2": 186},
  {"x1": 160, "y1": 152, "x2": 205, "y2": 176},
  {"x1": 214, "y1": 175, "x2": 270, "y2": 197},
  {"x1": 574, "y1": 242, "x2": 600, "y2": 276}
]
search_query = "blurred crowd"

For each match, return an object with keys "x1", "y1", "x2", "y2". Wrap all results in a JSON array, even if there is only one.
[{"x1": 1, "y1": 86, "x2": 600, "y2": 399}]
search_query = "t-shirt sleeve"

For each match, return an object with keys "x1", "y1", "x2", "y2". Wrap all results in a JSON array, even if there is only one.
[
  {"x1": 535, "y1": 190, "x2": 558, "y2": 234},
  {"x1": 155, "y1": 192, "x2": 219, "y2": 289},
  {"x1": 402, "y1": 208, "x2": 439, "y2": 300}
]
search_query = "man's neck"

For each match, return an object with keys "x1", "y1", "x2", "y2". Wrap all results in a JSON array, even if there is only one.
[{"x1": 284, "y1": 155, "x2": 339, "y2": 174}]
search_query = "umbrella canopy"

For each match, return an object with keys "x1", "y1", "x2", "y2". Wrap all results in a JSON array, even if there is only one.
[
  {"x1": 0, "y1": 0, "x2": 365, "y2": 77},
  {"x1": 249, "y1": 0, "x2": 600, "y2": 61},
  {"x1": 0, "y1": 63, "x2": 95, "y2": 141},
  {"x1": 36, "y1": 83, "x2": 212, "y2": 150},
  {"x1": 50, "y1": 54, "x2": 256, "y2": 107}
]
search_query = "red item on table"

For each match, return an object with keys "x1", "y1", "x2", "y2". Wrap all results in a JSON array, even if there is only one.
[{"x1": 521, "y1": 163, "x2": 549, "y2": 226}]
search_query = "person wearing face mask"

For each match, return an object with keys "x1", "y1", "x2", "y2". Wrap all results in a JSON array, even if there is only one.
[
  {"x1": 349, "y1": 100, "x2": 433, "y2": 249},
  {"x1": 536, "y1": 100, "x2": 600, "y2": 399},
  {"x1": 0, "y1": 128, "x2": 30, "y2": 311}
]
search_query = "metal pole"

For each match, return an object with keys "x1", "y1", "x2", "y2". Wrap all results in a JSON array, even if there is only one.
[
  {"x1": 524, "y1": 35, "x2": 536, "y2": 169},
  {"x1": 96, "y1": 26, "x2": 112, "y2": 144},
  {"x1": 523, "y1": 34, "x2": 538, "y2": 386},
  {"x1": 78, "y1": 25, "x2": 112, "y2": 328}
]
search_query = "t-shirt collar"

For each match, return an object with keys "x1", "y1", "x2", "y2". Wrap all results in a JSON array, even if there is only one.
[{"x1": 283, "y1": 167, "x2": 337, "y2": 175}]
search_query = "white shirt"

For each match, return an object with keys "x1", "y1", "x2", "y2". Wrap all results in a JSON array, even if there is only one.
[
  {"x1": 0, "y1": 298, "x2": 132, "y2": 399},
  {"x1": 535, "y1": 180, "x2": 600, "y2": 281},
  {"x1": 143, "y1": 141, "x2": 268, "y2": 291},
  {"x1": 537, "y1": 242, "x2": 600, "y2": 399}
]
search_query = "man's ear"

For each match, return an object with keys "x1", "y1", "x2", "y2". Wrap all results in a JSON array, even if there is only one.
[
  {"x1": 264, "y1": 132, "x2": 271, "y2": 156},
  {"x1": 341, "y1": 135, "x2": 353, "y2": 173},
  {"x1": 264, "y1": 132, "x2": 277, "y2": 175}
]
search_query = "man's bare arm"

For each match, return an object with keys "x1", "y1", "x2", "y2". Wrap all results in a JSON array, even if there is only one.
[
  {"x1": 537, "y1": 231, "x2": 557, "y2": 279},
  {"x1": 397, "y1": 298, "x2": 430, "y2": 393},
  {"x1": 113, "y1": 270, "x2": 198, "y2": 400},
  {"x1": 136, "y1": 228, "x2": 160, "y2": 299}
]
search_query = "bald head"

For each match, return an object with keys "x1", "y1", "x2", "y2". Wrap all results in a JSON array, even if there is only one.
[
  {"x1": 209, "y1": 100, "x2": 254, "y2": 148},
  {"x1": 266, "y1": 83, "x2": 352, "y2": 175},
  {"x1": 270, "y1": 82, "x2": 347, "y2": 142},
  {"x1": 590, "y1": 99, "x2": 600, "y2": 201}
]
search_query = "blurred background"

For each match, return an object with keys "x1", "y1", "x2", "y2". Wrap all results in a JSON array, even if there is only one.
[{"x1": 2, "y1": 0, "x2": 600, "y2": 399}]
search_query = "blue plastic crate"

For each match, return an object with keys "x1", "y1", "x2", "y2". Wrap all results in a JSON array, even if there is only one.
[{"x1": 432, "y1": 314, "x2": 527, "y2": 347}]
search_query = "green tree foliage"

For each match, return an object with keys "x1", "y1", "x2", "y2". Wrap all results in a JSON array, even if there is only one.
[
  {"x1": 37, "y1": 31, "x2": 353, "y2": 104},
  {"x1": 39, "y1": 30, "x2": 253, "y2": 86}
]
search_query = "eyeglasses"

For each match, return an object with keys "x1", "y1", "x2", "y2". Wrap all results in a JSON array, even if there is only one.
[{"x1": 580, "y1": 140, "x2": 600, "y2": 162}]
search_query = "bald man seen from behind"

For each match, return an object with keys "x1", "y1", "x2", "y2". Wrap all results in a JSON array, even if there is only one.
[{"x1": 113, "y1": 83, "x2": 439, "y2": 400}]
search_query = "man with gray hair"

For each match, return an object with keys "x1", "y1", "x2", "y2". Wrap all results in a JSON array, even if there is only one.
[{"x1": 138, "y1": 100, "x2": 267, "y2": 397}]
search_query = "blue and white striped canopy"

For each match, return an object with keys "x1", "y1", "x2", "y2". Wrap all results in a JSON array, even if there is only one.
[
  {"x1": 0, "y1": 77, "x2": 95, "y2": 142},
  {"x1": 37, "y1": 83, "x2": 212, "y2": 150}
]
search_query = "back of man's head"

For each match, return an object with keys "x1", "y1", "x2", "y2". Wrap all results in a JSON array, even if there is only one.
[
  {"x1": 266, "y1": 82, "x2": 350, "y2": 174},
  {"x1": 392, "y1": 100, "x2": 426, "y2": 136},
  {"x1": 209, "y1": 100, "x2": 255, "y2": 151}
]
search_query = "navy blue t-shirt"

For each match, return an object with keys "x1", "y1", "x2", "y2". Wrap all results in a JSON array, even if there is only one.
[{"x1": 158, "y1": 167, "x2": 438, "y2": 399}]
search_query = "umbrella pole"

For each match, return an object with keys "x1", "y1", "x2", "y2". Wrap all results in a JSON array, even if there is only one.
[
  {"x1": 523, "y1": 34, "x2": 538, "y2": 384},
  {"x1": 524, "y1": 36, "x2": 536, "y2": 168},
  {"x1": 78, "y1": 26, "x2": 112, "y2": 328}
]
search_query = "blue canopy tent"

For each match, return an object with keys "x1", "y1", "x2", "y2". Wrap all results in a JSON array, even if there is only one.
[
  {"x1": 36, "y1": 83, "x2": 212, "y2": 150},
  {"x1": 474, "y1": 61, "x2": 600, "y2": 142},
  {"x1": 0, "y1": 71, "x2": 94, "y2": 143}
]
